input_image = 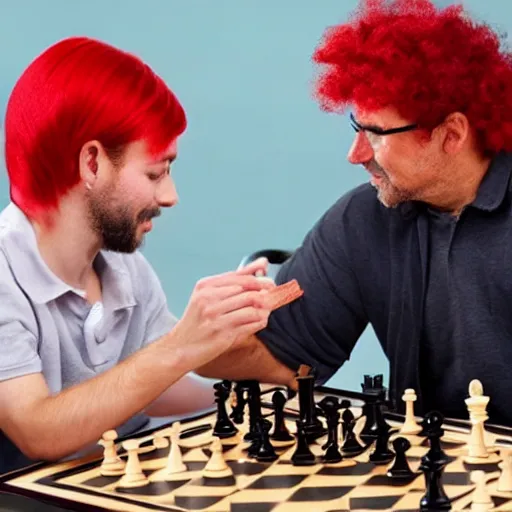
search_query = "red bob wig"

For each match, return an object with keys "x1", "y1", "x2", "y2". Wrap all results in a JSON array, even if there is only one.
[
  {"x1": 313, "y1": 0, "x2": 512, "y2": 155},
  {"x1": 4, "y1": 36, "x2": 187, "y2": 222}
]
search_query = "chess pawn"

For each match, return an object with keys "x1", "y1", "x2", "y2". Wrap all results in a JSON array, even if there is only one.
[
  {"x1": 470, "y1": 470, "x2": 493, "y2": 511},
  {"x1": 165, "y1": 422, "x2": 187, "y2": 474},
  {"x1": 497, "y1": 448, "x2": 512, "y2": 492},
  {"x1": 98, "y1": 430, "x2": 125, "y2": 476},
  {"x1": 117, "y1": 439, "x2": 149, "y2": 488},
  {"x1": 202, "y1": 437, "x2": 233, "y2": 478},
  {"x1": 399, "y1": 389, "x2": 422, "y2": 435}
]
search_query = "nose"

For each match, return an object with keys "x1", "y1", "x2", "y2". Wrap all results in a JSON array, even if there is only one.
[
  {"x1": 156, "y1": 174, "x2": 179, "y2": 208},
  {"x1": 347, "y1": 132, "x2": 374, "y2": 165}
]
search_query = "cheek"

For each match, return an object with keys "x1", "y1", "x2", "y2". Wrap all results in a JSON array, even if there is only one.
[{"x1": 116, "y1": 176, "x2": 153, "y2": 203}]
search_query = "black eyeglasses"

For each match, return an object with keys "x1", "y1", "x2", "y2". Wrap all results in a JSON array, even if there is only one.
[{"x1": 350, "y1": 113, "x2": 418, "y2": 148}]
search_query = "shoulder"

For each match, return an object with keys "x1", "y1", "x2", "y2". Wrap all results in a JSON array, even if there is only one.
[
  {"x1": 0, "y1": 203, "x2": 28, "y2": 244},
  {"x1": 0, "y1": 249, "x2": 39, "y2": 332}
]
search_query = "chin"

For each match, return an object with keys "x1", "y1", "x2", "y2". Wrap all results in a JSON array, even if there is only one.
[{"x1": 375, "y1": 182, "x2": 413, "y2": 209}]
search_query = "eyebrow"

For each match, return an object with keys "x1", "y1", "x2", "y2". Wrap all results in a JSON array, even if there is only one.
[
  {"x1": 161, "y1": 154, "x2": 177, "y2": 163},
  {"x1": 152, "y1": 154, "x2": 177, "y2": 167}
]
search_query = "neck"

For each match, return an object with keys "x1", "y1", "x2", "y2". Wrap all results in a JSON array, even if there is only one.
[
  {"x1": 425, "y1": 151, "x2": 492, "y2": 215},
  {"x1": 32, "y1": 192, "x2": 101, "y2": 291}
]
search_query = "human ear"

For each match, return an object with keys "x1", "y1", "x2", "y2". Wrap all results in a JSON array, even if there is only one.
[
  {"x1": 439, "y1": 112, "x2": 470, "y2": 155},
  {"x1": 78, "y1": 140, "x2": 108, "y2": 190}
]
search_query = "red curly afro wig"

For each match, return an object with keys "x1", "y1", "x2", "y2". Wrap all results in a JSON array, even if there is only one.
[{"x1": 313, "y1": 0, "x2": 512, "y2": 155}]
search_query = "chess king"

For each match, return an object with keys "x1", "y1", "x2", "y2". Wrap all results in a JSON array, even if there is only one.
[{"x1": 197, "y1": 0, "x2": 512, "y2": 430}]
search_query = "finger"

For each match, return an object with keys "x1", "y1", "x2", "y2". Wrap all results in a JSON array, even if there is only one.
[
  {"x1": 217, "y1": 306, "x2": 269, "y2": 330},
  {"x1": 204, "y1": 290, "x2": 269, "y2": 318},
  {"x1": 197, "y1": 273, "x2": 275, "y2": 291},
  {"x1": 194, "y1": 285, "x2": 245, "y2": 303},
  {"x1": 236, "y1": 257, "x2": 269, "y2": 277}
]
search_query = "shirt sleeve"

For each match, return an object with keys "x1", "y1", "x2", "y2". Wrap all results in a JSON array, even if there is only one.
[
  {"x1": 133, "y1": 253, "x2": 178, "y2": 346},
  {"x1": 256, "y1": 193, "x2": 369, "y2": 384},
  {"x1": 0, "y1": 254, "x2": 41, "y2": 381}
]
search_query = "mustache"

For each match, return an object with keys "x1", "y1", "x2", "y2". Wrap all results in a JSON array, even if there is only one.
[
  {"x1": 138, "y1": 208, "x2": 161, "y2": 223},
  {"x1": 365, "y1": 159, "x2": 387, "y2": 177}
]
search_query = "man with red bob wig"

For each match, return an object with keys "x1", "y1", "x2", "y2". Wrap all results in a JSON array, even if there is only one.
[
  {"x1": 0, "y1": 37, "x2": 274, "y2": 473},
  {"x1": 199, "y1": 0, "x2": 512, "y2": 427}
]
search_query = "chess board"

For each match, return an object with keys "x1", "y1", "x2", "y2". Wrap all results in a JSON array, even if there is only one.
[{"x1": 2, "y1": 384, "x2": 512, "y2": 512}]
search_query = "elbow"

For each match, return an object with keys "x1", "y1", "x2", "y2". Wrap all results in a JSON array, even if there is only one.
[
  {"x1": 16, "y1": 437, "x2": 66, "y2": 462},
  {"x1": 7, "y1": 427, "x2": 74, "y2": 462}
]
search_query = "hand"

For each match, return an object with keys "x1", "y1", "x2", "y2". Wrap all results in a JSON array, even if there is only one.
[{"x1": 169, "y1": 258, "x2": 275, "y2": 371}]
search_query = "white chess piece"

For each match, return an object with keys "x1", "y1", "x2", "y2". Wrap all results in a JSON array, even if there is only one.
[
  {"x1": 464, "y1": 380, "x2": 499, "y2": 463},
  {"x1": 399, "y1": 389, "x2": 422, "y2": 435},
  {"x1": 117, "y1": 439, "x2": 149, "y2": 488},
  {"x1": 98, "y1": 430, "x2": 125, "y2": 476},
  {"x1": 165, "y1": 422, "x2": 187, "y2": 474},
  {"x1": 497, "y1": 448, "x2": 512, "y2": 492},
  {"x1": 470, "y1": 470, "x2": 493, "y2": 511},
  {"x1": 202, "y1": 437, "x2": 233, "y2": 478}
]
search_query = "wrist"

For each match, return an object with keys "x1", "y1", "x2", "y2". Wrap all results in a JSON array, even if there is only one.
[{"x1": 161, "y1": 326, "x2": 196, "y2": 376}]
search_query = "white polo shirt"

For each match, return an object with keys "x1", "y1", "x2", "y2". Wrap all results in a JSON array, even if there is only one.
[{"x1": 0, "y1": 202, "x2": 177, "y2": 472}]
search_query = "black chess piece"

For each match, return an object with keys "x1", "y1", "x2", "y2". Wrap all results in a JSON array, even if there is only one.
[
  {"x1": 387, "y1": 437, "x2": 415, "y2": 479},
  {"x1": 270, "y1": 391, "x2": 294, "y2": 442},
  {"x1": 369, "y1": 420, "x2": 394, "y2": 465},
  {"x1": 419, "y1": 411, "x2": 451, "y2": 511},
  {"x1": 287, "y1": 387, "x2": 297, "y2": 401},
  {"x1": 318, "y1": 397, "x2": 343, "y2": 463},
  {"x1": 229, "y1": 382, "x2": 246, "y2": 424},
  {"x1": 422, "y1": 410, "x2": 450, "y2": 464},
  {"x1": 339, "y1": 400, "x2": 351, "y2": 440},
  {"x1": 255, "y1": 419, "x2": 278, "y2": 462},
  {"x1": 296, "y1": 367, "x2": 326, "y2": 442},
  {"x1": 243, "y1": 381, "x2": 265, "y2": 442},
  {"x1": 359, "y1": 374, "x2": 390, "y2": 443},
  {"x1": 361, "y1": 374, "x2": 385, "y2": 395},
  {"x1": 340, "y1": 408, "x2": 366, "y2": 456},
  {"x1": 213, "y1": 380, "x2": 238, "y2": 438},
  {"x1": 291, "y1": 421, "x2": 316, "y2": 466}
]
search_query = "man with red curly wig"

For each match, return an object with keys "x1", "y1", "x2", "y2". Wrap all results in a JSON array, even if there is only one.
[
  {"x1": 199, "y1": 0, "x2": 512, "y2": 427},
  {"x1": 0, "y1": 37, "x2": 275, "y2": 473}
]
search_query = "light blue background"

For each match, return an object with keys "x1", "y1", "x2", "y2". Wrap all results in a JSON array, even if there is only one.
[{"x1": 0, "y1": 0, "x2": 504, "y2": 391}]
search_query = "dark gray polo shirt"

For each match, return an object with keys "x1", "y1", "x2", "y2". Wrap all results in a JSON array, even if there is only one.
[
  {"x1": 0, "y1": 203, "x2": 177, "y2": 473},
  {"x1": 258, "y1": 151, "x2": 512, "y2": 427}
]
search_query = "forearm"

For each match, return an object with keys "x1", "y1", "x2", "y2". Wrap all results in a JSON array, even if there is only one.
[
  {"x1": 196, "y1": 335, "x2": 296, "y2": 388},
  {"x1": 144, "y1": 373, "x2": 216, "y2": 417},
  {"x1": 19, "y1": 334, "x2": 188, "y2": 460}
]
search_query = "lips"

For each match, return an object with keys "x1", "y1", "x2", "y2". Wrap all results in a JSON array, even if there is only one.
[{"x1": 141, "y1": 219, "x2": 153, "y2": 232}]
